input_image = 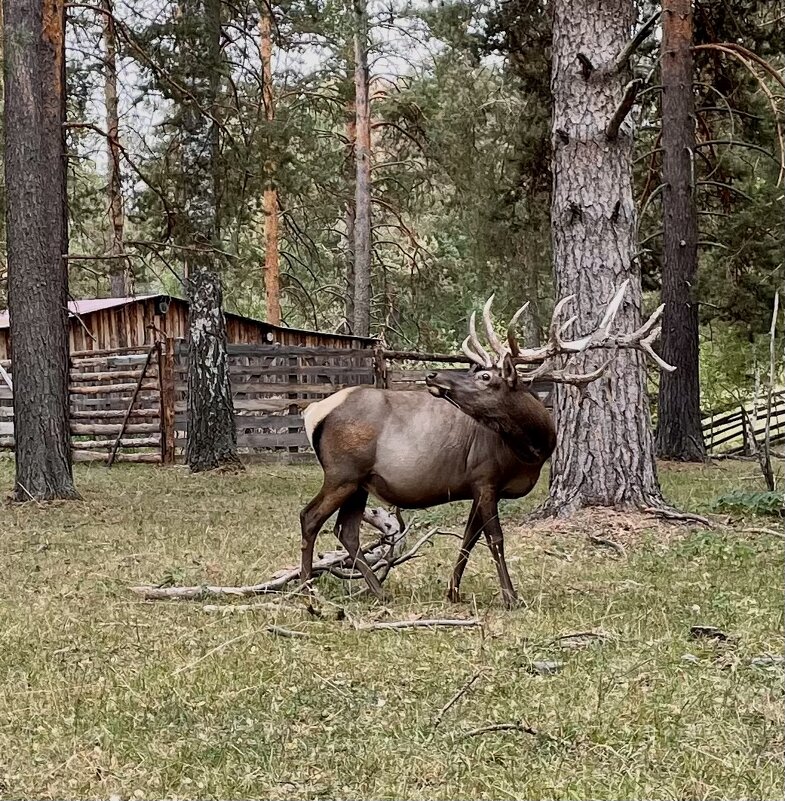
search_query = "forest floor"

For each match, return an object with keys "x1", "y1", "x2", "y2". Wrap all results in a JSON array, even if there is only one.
[{"x1": 0, "y1": 457, "x2": 782, "y2": 800}]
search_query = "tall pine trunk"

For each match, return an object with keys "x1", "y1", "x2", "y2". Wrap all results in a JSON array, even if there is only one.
[
  {"x1": 260, "y1": 1, "x2": 280, "y2": 325},
  {"x1": 656, "y1": 0, "x2": 706, "y2": 461},
  {"x1": 543, "y1": 0, "x2": 665, "y2": 515},
  {"x1": 352, "y1": 0, "x2": 371, "y2": 337},
  {"x1": 180, "y1": 0, "x2": 239, "y2": 471},
  {"x1": 4, "y1": 0, "x2": 77, "y2": 499},
  {"x1": 344, "y1": 106, "x2": 356, "y2": 330},
  {"x1": 102, "y1": 0, "x2": 128, "y2": 297}
]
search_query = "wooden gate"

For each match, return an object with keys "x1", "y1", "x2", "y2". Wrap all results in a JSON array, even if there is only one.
[{"x1": 0, "y1": 342, "x2": 176, "y2": 464}]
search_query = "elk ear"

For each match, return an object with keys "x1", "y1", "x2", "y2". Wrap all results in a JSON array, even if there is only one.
[{"x1": 502, "y1": 353, "x2": 518, "y2": 388}]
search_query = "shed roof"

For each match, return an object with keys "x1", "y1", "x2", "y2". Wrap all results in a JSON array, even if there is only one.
[{"x1": 0, "y1": 294, "x2": 377, "y2": 344}]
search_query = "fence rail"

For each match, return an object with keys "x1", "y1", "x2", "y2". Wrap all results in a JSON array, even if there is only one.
[{"x1": 701, "y1": 388, "x2": 785, "y2": 454}]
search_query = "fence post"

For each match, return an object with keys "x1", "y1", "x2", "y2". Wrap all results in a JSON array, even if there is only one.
[
  {"x1": 159, "y1": 338, "x2": 176, "y2": 465},
  {"x1": 740, "y1": 404, "x2": 750, "y2": 456},
  {"x1": 373, "y1": 346, "x2": 388, "y2": 389}
]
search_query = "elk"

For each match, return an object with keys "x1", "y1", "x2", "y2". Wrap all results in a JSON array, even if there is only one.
[{"x1": 300, "y1": 282, "x2": 672, "y2": 607}]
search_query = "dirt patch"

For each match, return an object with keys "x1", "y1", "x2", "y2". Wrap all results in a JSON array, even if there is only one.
[{"x1": 514, "y1": 507, "x2": 697, "y2": 552}]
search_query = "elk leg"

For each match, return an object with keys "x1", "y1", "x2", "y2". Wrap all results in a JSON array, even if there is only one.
[
  {"x1": 448, "y1": 498, "x2": 484, "y2": 603},
  {"x1": 477, "y1": 494, "x2": 519, "y2": 609},
  {"x1": 336, "y1": 489, "x2": 389, "y2": 602},
  {"x1": 300, "y1": 482, "x2": 358, "y2": 588}
]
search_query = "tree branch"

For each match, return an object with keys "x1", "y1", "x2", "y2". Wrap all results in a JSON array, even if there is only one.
[
  {"x1": 606, "y1": 79, "x2": 642, "y2": 140},
  {"x1": 611, "y1": 10, "x2": 660, "y2": 73},
  {"x1": 576, "y1": 53, "x2": 594, "y2": 80}
]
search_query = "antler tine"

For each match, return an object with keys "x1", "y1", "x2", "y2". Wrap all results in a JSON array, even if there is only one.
[
  {"x1": 640, "y1": 327, "x2": 676, "y2": 372},
  {"x1": 468, "y1": 312, "x2": 493, "y2": 368},
  {"x1": 506, "y1": 302, "x2": 529, "y2": 357},
  {"x1": 482, "y1": 295, "x2": 507, "y2": 362},
  {"x1": 596, "y1": 279, "x2": 629, "y2": 334},
  {"x1": 461, "y1": 336, "x2": 488, "y2": 368},
  {"x1": 519, "y1": 357, "x2": 614, "y2": 386},
  {"x1": 548, "y1": 295, "x2": 576, "y2": 352}
]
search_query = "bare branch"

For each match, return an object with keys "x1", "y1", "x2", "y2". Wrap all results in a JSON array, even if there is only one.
[
  {"x1": 611, "y1": 10, "x2": 661, "y2": 73},
  {"x1": 606, "y1": 79, "x2": 642, "y2": 140},
  {"x1": 354, "y1": 618, "x2": 481, "y2": 631}
]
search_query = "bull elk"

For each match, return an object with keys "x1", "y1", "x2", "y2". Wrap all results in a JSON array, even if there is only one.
[{"x1": 300, "y1": 281, "x2": 673, "y2": 607}]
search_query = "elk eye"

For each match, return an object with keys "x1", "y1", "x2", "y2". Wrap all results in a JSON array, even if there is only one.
[{"x1": 479, "y1": 372, "x2": 491, "y2": 382}]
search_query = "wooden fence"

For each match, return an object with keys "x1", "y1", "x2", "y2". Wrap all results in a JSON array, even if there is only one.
[
  {"x1": 701, "y1": 388, "x2": 785, "y2": 454},
  {"x1": 1, "y1": 343, "x2": 174, "y2": 464},
  {"x1": 173, "y1": 342, "x2": 376, "y2": 455},
  {"x1": 0, "y1": 341, "x2": 563, "y2": 463}
]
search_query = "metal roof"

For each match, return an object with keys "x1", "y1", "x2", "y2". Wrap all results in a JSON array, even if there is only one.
[
  {"x1": 0, "y1": 294, "x2": 377, "y2": 343},
  {"x1": 0, "y1": 295, "x2": 159, "y2": 329}
]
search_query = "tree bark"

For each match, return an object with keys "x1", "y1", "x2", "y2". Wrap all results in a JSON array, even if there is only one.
[
  {"x1": 186, "y1": 270, "x2": 238, "y2": 471},
  {"x1": 180, "y1": 0, "x2": 240, "y2": 471},
  {"x1": 4, "y1": 0, "x2": 77, "y2": 500},
  {"x1": 260, "y1": 1, "x2": 280, "y2": 325},
  {"x1": 352, "y1": 0, "x2": 371, "y2": 337},
  {"x1": 344, "y1": 107, "x2": 356, "y2": 330},
  {"x1": 102, "y1": 0, "x2": 129, "y2": 297},
  {"x1": 542, "y1": 0, "x2": 666, "y2": 515},
  {"x1": 655, "y1": 0, "x2": 706, "y2": 462}
]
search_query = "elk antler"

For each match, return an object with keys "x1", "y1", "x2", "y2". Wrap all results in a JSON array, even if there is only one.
[{"x1": 462, "y1": 281, "x2": 675, "y2": 385}]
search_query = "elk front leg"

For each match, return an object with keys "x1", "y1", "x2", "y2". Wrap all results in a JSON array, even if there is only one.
[
  {"x1": 448, "y1": 498, "x2": 483, "y2": 603},
  {"x1": 477, "y1": 491, "x2": 518, "y2": 609}
]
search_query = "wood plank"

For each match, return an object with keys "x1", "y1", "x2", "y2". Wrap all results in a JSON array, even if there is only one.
[
  {"x1": 71, "y1": 422, "x2": 159, "y2": 435},
  {"x1": 234, "y1": 414, "x2": 303, "y2": 429},
  {"x1": 70, "y1": 354, "x2": 152, "y2": 368},
  {"x1": 69, "y1": 369, "x2": 153, "y2": 382},
  {"x1": 173, "y1": 381, "x2": 345, "y2": 396},
  {"x1": 73, "y1": 449, "x2": 161, "y2": 463},
  {"x1": 70, "y1": 408, "x2": 159, "y2": 419},
  {"x1": 72, "y1": 436, "x2": 160, "y2": 450},
  {"x1": 226, "y1": 344, "x2": 374, "y2": 358},
  {"x1": 70, "y1": 344, "x2": 153, "y2": 358},
  {"x1": 68, "y1": 396, "x2": 161, "y2": 410},
  {"x1": 227, "y1": 365, "x2": 374, "y2": 377},
  {"x1": 159, "y1": 339, "x2": 176, "y2": 465},
  {"x1": 237, "y1": 432, "x2": 309, "y2": 448},
  {"x1": 0, "y1": 422, "x2": 13, "y2": 435},
  {"x1": 70, "y1": 381, "x2": 159, "y2": 395}
]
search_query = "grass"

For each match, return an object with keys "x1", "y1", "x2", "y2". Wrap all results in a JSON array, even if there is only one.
[{"x1": 0, "y1": 457, "x2": 782, "y2": 800}]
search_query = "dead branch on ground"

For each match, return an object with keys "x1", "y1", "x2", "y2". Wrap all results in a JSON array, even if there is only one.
[{"x1": 131, "y1": 511, "x2": 438, "y2": 601}]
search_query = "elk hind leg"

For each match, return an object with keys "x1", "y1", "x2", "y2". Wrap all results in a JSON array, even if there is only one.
[
  {"x1": 336, "y1": 489, "x2": 388, "y2": 601},
  {"x1": 448, "y1": 498, "x2": 483, "y2": 603},
  {"x1": 300, "y1": 482, "x2": 357, "y2": 588}
]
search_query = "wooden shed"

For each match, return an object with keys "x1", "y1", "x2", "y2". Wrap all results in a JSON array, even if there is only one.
[{"x1": 0, "y1": 294, "x2": 375, "y2": 359}]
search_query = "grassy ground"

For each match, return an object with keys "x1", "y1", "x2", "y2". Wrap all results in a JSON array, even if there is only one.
[{"x1": 0, "y1": 457, "x2": 782, "y2": 800}]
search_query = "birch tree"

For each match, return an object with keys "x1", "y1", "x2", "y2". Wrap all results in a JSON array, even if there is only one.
[{"x1": 178, "y1": 0, "x2": 240, "y2": 471}]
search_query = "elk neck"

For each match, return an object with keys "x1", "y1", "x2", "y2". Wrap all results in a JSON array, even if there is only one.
[{"x1": 472, "y1": 387, "x2": 556, "y2": 466}]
